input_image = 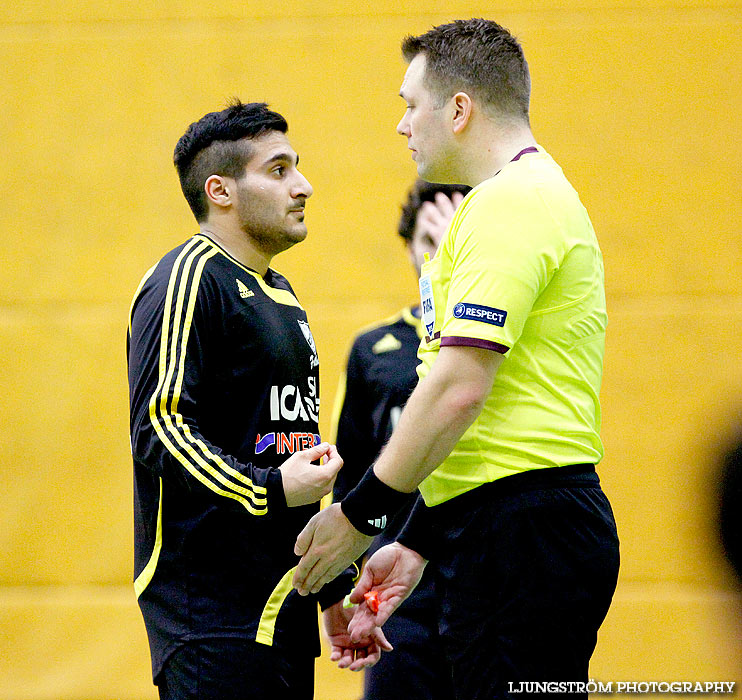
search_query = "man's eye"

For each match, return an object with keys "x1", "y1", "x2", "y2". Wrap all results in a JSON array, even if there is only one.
[{"x1": 274, "y1": 166, "x2": 285, "y2": 176}]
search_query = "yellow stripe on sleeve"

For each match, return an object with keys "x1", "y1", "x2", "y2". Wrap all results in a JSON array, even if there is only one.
[
  {"x1": 255, "y1": 567, "x2": 297, "y2": 646},
  {"x1": 148, "y1": 240, "x2": 268, "y2": 514},
  {"x1": 169, "y1": 255, "x2": 267, "y2": 497},
  {"x1": 134, "y1": 477, "x2": 163, "y2": 599}
]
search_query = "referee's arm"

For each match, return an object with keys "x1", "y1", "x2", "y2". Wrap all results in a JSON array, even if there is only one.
[
  {"x1": 293, "y1": 344, "x2": 503, "y2": 595},
  {"x1": 373, "y1": 344, "x2": 502, "y2": 492}
]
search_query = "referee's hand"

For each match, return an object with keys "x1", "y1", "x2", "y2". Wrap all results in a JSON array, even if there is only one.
[{"x1": 347, "y1": 542, "x2": 427, "y2": 642}]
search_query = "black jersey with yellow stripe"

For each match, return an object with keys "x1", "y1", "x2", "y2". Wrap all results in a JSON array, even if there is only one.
[{"x1": 127, "y1": 234, "x2": 349, "y2": 680}]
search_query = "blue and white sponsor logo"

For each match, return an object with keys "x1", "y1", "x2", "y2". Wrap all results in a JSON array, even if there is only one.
[
  {"x1": 255, "y1": 433, "x2": 277, "y2": 454},
  {"x1": 255, "y1": 432, "x2": 322, "y2": 455},
  {"x1": 452, "y1": 302, "x2": 507, "y2": 327}
]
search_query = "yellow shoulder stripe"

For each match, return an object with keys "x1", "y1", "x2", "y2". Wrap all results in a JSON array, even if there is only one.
[
  {"x1": 401, "y1": 306, "x2": 424, "y2": 339},
  {"x1": 353, "y1": 309, "x2": 404, "y2": 337},
  {"x1": 350, "y1": 305, "x2": 422, "y2": 340},
  {"x1": 194, "y1": 234, "x2": 303, "y2": 309}
]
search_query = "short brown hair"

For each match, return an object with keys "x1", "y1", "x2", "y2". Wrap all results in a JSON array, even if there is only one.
[{"x1": 402, "y1": 18, "x2": 530, "y2": 123}]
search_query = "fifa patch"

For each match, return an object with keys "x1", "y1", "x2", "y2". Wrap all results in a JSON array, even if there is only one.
[
  {"x1": 419, "y1": 273, "x2": 435, "y2": 337},
  {"x1": 452, "y1": 302, "x2": 507, "y2": 327}
]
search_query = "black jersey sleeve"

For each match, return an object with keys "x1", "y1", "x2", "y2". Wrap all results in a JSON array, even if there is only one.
[{"x1": 128, "y1": 253, "x2": 285, "y2": 518}]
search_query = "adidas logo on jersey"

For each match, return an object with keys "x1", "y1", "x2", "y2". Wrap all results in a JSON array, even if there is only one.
[
  {"x1": 236, "y1": 279, "x2": 254, "y2": 299},
  {"x1": 372, "y1": 333, "x2": 402, "y2": 354},
  {"x1": 367, "y1": 516, "x2": 387, "y2": 530}
]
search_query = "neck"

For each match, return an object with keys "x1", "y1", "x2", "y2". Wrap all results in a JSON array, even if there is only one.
[
  {"x1": 463, "y1": 121, "x2": 536, "y2": 186},
  {"x1": 199, "y1": 219, "x2": 272, "y2": 276}
]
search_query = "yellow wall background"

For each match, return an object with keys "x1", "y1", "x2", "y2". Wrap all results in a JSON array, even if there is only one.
[{"x1": 1, "y1": 1, "x2": 740, "y2": 698}]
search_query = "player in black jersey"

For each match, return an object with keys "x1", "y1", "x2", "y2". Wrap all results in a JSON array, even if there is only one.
[
  {"x1": 331, "y1": 180, "x2": 469, "y2": 699},
  {"x1": 128, "y1": 101, "x2": 389, "y2": 700}
]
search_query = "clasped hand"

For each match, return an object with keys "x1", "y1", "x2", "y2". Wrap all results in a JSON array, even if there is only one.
[{"x1": 323, "y1": 599, "x2": 392, "y2": 671}]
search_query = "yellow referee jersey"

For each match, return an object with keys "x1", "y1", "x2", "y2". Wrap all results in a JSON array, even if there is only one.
[{"x1": 417, "y1": 147, "x2": 607, "y2": 506}]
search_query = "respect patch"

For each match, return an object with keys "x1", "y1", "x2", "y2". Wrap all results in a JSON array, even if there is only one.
[{"x1": 452, "y1": 302, "x2": 507, "y2": 327}]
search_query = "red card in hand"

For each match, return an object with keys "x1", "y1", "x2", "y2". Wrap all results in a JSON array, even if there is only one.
[{"x1": 363, "y1": 590, "x2": 380, "y2": 613}]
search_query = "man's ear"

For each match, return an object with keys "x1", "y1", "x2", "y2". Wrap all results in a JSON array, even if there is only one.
[
  {"x1": 451, "y1": 92, "x2": 473, "y2": 135},
  {"x1": 204, "y1": 175, "x2": 232, "y2": 209}
]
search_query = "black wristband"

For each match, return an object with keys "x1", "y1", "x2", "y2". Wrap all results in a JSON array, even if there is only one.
[
  {"x1": 340, "y1": 468, "x2": 411, "y2": 536},
  {"x1": 396, "y1": 493, "x2": 437, "y2": 561}
]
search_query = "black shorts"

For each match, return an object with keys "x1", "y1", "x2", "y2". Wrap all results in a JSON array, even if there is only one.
[
  {"x1": 157, "y1": 638, "x2": 314, "y2": 700},
  {"x1": 433, "y1": 465, "x2": 620, "y2": 700}
]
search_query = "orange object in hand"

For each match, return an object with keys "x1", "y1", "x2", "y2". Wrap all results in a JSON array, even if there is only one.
[{"x1": 363, "y1": 590, "x2": 380, "y2": 613}]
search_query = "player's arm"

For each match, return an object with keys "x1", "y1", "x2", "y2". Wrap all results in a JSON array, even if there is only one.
[
  {"x1": 128, "y1": 272, "x2": 340, "y2": 518},
  {"x1": 293, "y1": 343, "x2": 502, "y2": 594}
]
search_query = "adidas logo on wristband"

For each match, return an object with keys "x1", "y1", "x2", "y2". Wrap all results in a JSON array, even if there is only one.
[
  {"x1": 342, "y1": 469, "x2": 410, "y2": 536},
  {"x1": 367, "y1": 516, "x2": 387, "y2": 530}
]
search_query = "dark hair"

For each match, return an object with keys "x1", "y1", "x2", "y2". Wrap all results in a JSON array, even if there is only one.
[
  {"x1": 398, "y1": 180, "x2": 472, "y2": 242},
  {"x1": 173, "y1": 99, "x2": 288, "y2": 222},
  {"x1": 402, "y1": 18, "x2": 530, "y2": 122}
]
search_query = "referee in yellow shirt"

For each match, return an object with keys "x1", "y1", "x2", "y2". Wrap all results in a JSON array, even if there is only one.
[{"x1": 293, "y1": 19, "x2": 620, "y2": 699}]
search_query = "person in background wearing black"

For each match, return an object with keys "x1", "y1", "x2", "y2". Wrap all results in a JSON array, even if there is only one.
[{"x1": 330, "y1": 180, "x2": 469, "y2": 698}]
